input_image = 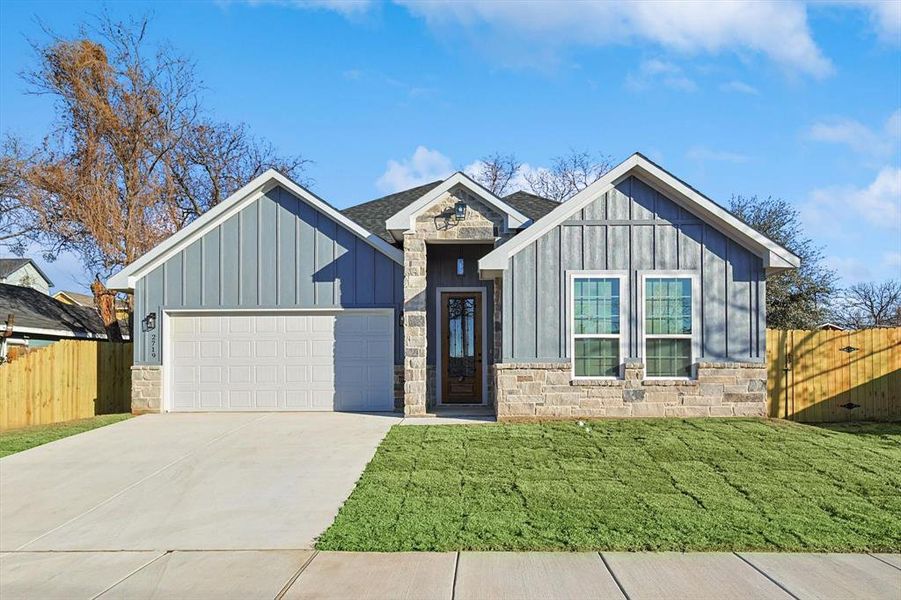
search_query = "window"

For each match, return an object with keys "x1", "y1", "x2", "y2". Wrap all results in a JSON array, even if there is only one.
[
  {"x1": 644, "y1": 277, "x2": 693, "y2": 378},
  {"x1": 572, "y1": 276, "x2": 622, "y2": 378}
]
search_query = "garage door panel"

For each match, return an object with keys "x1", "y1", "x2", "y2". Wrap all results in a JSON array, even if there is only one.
[{"x1": 167, "y1": 312, "x2": 392, "y2": 412}]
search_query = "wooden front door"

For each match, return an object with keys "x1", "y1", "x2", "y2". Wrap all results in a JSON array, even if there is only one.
[{"x1": 441, "y1": 292, "x2": 483, "y2": 404}]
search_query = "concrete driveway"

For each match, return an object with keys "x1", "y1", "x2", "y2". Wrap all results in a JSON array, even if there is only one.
[{"x1": 0, "y1": 412, "x2": 400, "y2": 552}]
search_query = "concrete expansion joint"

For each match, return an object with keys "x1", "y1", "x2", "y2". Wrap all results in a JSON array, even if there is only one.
[{"x1": 275, "y1": 550, "x2": 320, "y2": 600}]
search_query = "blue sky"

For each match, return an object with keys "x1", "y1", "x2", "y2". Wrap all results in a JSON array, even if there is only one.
[{"x1": 1, "y1": 0, "x2": 899, "y2": 292}]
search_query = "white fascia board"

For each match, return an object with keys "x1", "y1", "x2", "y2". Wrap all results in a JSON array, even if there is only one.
[
  {"x1": 479, "y1": 154, "x2": 800, "y2": 273},
  {"x1": 108, "y1": 169, "x2": 404, "y2": 290},
  {"x1": 385, "y1": 172, "x2": 530, "y2": 239}
]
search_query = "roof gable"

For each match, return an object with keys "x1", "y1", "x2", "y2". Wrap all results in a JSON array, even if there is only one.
[
  {"x1": 479, "y1": 153, "x2": 800, "y2": 275},
  {"x1": 384, "y1": 172, "x2": 530, "y2": 240},
  {"x1": 0, "y1": 258, "x2": 54, "y2": 287},
  {"x1": 107, "y1": 170, "x2": 404, "y2": 290}
]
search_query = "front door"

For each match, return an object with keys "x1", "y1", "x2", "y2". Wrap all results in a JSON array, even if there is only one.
[{"x1": 441, "y1": 292, "x2": 483, "y2": 404}]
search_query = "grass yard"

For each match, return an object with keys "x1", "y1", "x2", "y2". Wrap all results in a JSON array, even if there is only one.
[
  {"x1": 317, "y1": 419, "x2": 901, "y2": 553},
  {"x1": 0, "y1": 414, "x2": 132, "y2": 458}
]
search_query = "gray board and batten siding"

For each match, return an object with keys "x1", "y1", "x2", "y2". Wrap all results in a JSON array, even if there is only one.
[
  {"x1": 133, "y1": 185, "x2": 404, "y2": 365},
  {"x1": 503, "y1": 175, "x2": 766, "y2": 363}
]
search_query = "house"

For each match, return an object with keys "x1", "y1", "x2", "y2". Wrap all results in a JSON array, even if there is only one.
[
  {"x1": 107, "y1": 153, "x2": 799, "y2": 418},
  {"x1": 54, "y1": 289, "x2": 131, "y2": 323},
  {"x1": 0, "y1": 283, "x2": 108, "y2": 360},
  {"x1": 0, "y1": 258, "x2": 54, "y2": 295}
]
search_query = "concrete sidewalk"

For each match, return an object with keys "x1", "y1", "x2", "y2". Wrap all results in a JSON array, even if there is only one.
[{"x1": 1, "y1": 550, "x2": 898, "y2": 599}]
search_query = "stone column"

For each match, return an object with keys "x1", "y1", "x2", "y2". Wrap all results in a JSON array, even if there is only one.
[{"x1": 403, "y1": 233, "x2": 427, "y2": 416}]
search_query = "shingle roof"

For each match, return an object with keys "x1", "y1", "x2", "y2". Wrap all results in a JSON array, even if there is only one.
[
  {"x1": 502, "y1": 191, "x2": 560, "y2": 221},
  {"x1": 340, "y1": 183, "x2": 558, "y2": 243},
  {"x1": 0, "y1": 258, "x2": 30, "y2": 278},
  {"x1": 54, "y1": 290, "x2": 95, "y2": 306},
  {"x1": 0, "y1": 257, "x2": 55, "y2": 286},
  {"x1": 341, "y1": 181, "x2": 443, "y2": 243},
  {"x1": 0, "y1": 283, "x2": 107, "y2": 337}
]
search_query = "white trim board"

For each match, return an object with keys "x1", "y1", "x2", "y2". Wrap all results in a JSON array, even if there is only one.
[
  {"x1": 386, "y1": 172, "x2": 530, "y2": 241},
  {"x1": 108, "y1": 169, "x2": 404, "y2": 290},
  {"x1": 479, "y1": 153, "x2": 801, "y2": 275},
  {"x1": 434, "y1": 286, "x2": 488, "y2": 406}
]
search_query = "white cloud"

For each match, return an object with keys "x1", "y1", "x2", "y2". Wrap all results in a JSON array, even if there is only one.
[
  {"x1": 626, "y1": 59, "x2": 697, "y2": 92},
  {"x1": 838, "y1": 0, "x2": 901, "y2": 44},
  {"x1": 807, "y1": 110, "x2": 901, "y2": 158},
  {"x1": 804, "y1": 166, "x2": 901, "y2": 234},
  {"x1": 376, "y1": 146, "x2": 454, "y2": 193},
  {"x1": 719, "y1": 80, "x2": 760, "y2": 95},
  {"x1": 686, "y1": 146, "x2": 751, "y2": 163},
  {"x1": 394, "y1": 0, "x2": 833, "y2": 77}
]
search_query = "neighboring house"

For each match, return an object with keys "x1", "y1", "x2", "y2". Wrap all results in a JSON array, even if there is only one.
[
  {"x1": 816, "y1": 322, "x2": 846, "y2": 331},
  {"x1": 54, "y1": 289, "x2": 131, "y2": 323},
  {"x1": 108, "y1": 153, "x2": 799, "y2": 418},
  {"x1": 0, "y1": 283, "x2": 108, "y2": 360},
  {"x1": 0, "y1": 258, "x2": 54, "y2": 295}
]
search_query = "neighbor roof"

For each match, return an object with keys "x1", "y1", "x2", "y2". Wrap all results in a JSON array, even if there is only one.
[
  {"x1": 0, "y1": 258, "x2": 55, "y2": 286},
  {"x1": 0, "y1": 283, "x2": 107, "y2": 338},
  {"x1": 341, "y1": 184, "x2": 558, "y2": 244},
  {"x1": 480, "y1": 152, "x2": 801, "y2": 274}
]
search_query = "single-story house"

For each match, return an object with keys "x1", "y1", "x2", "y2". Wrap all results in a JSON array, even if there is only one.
[
  {"x1": 0, "y1": 283, "x2": 109, "y2": 360},
  {"x1": 107, "y1": 153, "x2": 799, "y2": 418},
  {"x1": 0, "y1": 258, "x2": 54, "y2": 295}
]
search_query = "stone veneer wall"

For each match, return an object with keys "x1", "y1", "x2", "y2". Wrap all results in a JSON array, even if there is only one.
[
  {"x1": 394, "y1": 365, "x2": 405, "y2": 412},
  {"x1": 494, "y1": 360, "x2": 766, "y2": 420},
  {"x1": 131, "y1": 365, "x2": 162, "y2": 414},
  {"x1": 403, "y1": 186, "x2": 508, "y2": 416}
]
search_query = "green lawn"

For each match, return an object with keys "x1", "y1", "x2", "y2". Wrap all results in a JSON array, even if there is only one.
[
  {"x1": 0, "y1": 414, "x2": 132, "y2": 458},
  {"x1": 317, "y1": 419, "x2": 901, "y2": 553}
]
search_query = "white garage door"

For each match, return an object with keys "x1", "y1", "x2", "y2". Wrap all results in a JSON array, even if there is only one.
[{"x1": 167, "y1": 311, "x2": 394, "y2": 412}]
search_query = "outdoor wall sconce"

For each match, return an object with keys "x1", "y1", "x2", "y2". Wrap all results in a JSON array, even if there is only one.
[
  {"x1": 454, "y1": 200, "x2": 467, "y2": 221},
  {"x1": 457, "y1": 258, "x2": 465, "y2": 276},
  {"x1": 141, "y1": 312, "x2": 157, "y2": 332},
  {"x1": 398, "y1": 311, "x2": 404, "y2": 327}
]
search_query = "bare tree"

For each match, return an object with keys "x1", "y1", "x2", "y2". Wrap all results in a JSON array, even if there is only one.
[
  {"x1": 730, "y1": 195, "x2": 837, "y2": 329},
  {"x1": 0, "y1": 138, "x2": 38, "y2": 253},
  {"x1": 523, "y1": 149, "x2": 613, "y2": 202},
  {"x1": 4, "y1": 14, "x2": 307, "y2": 281},
  {"x1": 831, "y1": 280, "x2": 901, "y2": 329},
  {"x1": 468, "y1": 152, "x2": 521, "y2": 196}
]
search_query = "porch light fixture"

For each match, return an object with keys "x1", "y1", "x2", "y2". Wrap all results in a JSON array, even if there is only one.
[
  {"x1": 141, "y1": 312, "x2": 157, "y2": 332},
  {"x1": 454, "y1": 200, "x2": 467, "y2": 221},
  {"x1": 457, "y1": 258, "x2": 465, "y2": 276}
]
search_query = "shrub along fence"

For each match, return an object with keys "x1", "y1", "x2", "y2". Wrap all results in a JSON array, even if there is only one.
[
  {"x1": 0, "y1": 340, "x2": 132, "y2": 431},
  {"x1": 766, "y1": 327, "x2": 900, "y2": 423}
]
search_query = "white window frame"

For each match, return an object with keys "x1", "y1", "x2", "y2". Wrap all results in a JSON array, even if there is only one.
[
  {"x1": 568, "y1": 271, "x2": 628, "y2": 381},
  {"x1": 638, "y1": 271, "x2": 701, "y2": 380}
]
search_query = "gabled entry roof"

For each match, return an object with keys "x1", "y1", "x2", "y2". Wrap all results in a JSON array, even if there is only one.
[
  {"x1": 384, "y1": 172, "x2": 531, "y2": 242},
  {"x1": 107, "y1": 169, "x2": 405, "y2": 290},
  {"x1": 479, "y1": 153, "x2": 801, "y2": 275}
]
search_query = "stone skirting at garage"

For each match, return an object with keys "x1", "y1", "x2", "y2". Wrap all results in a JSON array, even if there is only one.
[
  {"x1": 131, "y1": 365, "x2": 162, "y2": 414},
  {"x1": 394, "y1": 365, "x2": 405, "y2": 412},
  {"x1": 494, "y1": 360, "x2": 767, "y2": 420}
]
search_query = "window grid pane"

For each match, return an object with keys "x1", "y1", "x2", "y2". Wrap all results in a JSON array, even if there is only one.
[
  {"x1": 646, "y1": 338, "x2": 692, "y2": 377},
  {"x1": 574, "y1": 338, "x2": 619, "y2": 377},
  {"x1": 646, "y1": 278, "x2": 692, "y2": 335},
  {"x1": 574, "y1": 278, "x2": 620, "y2": 335}
]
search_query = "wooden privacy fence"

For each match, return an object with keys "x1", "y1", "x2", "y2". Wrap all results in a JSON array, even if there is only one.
[
  {"x1": 766, "y1": 328, "x2": 900, "y2": 423},
  {"x1": 0, "y1": 340, "x2": 132, "y2": 431}
]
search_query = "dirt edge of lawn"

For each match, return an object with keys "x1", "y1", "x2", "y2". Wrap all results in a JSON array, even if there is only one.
[
  {"x1": 0, "y1": 414, "x2": 133, "y2": 458},
  {"x1": 316, "y1": 418, "x2": 901, "y2": 553}
]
